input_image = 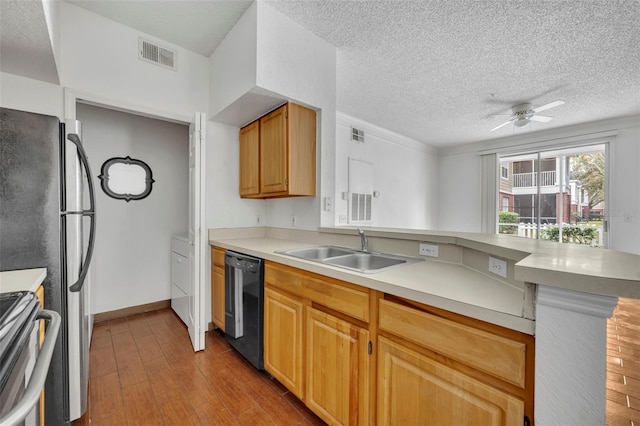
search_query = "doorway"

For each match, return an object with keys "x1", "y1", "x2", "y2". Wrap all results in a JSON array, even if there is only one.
[{"x1": 76, "y1": 103, "x2": 189, "y2": 318}]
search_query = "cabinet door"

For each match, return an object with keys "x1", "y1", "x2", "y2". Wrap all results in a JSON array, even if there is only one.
[
  {"x1": 239, "y1": 120, "x2": 260, "y2": 197},
  {"x1": 377, "y1": 336, "x2": 524, "y2": 426},
  {"x1": 260, "y1": 105, "x2": 288, "y2": 195},
  {"x1": 306, "y1": 307, "x2": 370, "y2": 426},
  {"x1": 211, "y1": 265, "x2": 225, "y2": 330},
  {"x1": 35, "y1": 285, "x2": 45, "y2": 426},
  {"x1": 264, "y1": 286, "x2": 304, "y2": 398}
]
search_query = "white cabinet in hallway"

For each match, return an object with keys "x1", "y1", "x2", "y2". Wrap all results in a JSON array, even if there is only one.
[{"x1": 171, "y1": 236, "x2": 190, "y2": 325}]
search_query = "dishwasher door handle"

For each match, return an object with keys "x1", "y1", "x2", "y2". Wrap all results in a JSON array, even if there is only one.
[{"x1": 0, "y1": 309, "x2": 61, "y2": 426}]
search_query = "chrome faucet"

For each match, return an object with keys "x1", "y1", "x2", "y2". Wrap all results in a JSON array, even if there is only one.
[{"x1": 357, "y1": 229, "x2": 369, "y2": 253}]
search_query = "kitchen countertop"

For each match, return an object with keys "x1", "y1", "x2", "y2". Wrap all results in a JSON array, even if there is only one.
[
  {"x1": 316, "y1": 227, "x2": 640, "y2": 298},
  {"x1": 209, "y1": 236, "x2": 536, "y2": 334},
  {"x1": 210, "y1": 226, "x2": 640, "y2": 336},
  {"x1": 0, "y1": 268, "x2": 47, "y2": 293}
]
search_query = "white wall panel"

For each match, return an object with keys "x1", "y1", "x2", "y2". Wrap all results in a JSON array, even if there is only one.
[{"x1": 0, "y1": 72, "x2": 63, "y2": 117}]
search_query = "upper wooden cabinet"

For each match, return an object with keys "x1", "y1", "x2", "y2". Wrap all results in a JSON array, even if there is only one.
[
  {"x1": 239, "y1": 102, "x2": 316, "y2": 199},
  {"x1": 239, "y1": 121, "x2": 260, "y2": 197}
]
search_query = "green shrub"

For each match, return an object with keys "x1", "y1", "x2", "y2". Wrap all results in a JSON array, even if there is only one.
[
  {"x1": 498, "y1": 211, "x2": 519, "y2": 234},
  {"x1": 541, "y1": 225, "x2": 598, "y2": 245}
]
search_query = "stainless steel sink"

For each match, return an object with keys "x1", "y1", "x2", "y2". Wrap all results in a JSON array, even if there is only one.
[
  {"x1": 279, "y1": 245, "x2": 354, "y2": 261},
  {"x1": 323, "y1": 252, "x2": 407, "y2": 271},
  {"x1": 277, "y1": 246, "x2": 422, "y2": 273}
]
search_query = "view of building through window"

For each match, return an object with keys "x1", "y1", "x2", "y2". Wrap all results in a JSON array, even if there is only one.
[{"x1": 497, "y1": 144, "x2": 607, "y2": 247}]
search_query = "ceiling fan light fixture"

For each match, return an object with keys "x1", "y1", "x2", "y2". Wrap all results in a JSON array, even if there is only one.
[{"x1": 513, "y1": 117, "x2": 530, "y2": 128}]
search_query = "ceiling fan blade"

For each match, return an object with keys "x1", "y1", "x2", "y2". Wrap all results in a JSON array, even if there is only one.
[
  {"x1": 530, "y1": 114, "x2": 554, "y2": 122},
  {"x1": 533, "y1": 100, "x2": 564, "y2": 113},
  {"x1": 490, "y1": 120, "x2": 513, "y2": 132}
]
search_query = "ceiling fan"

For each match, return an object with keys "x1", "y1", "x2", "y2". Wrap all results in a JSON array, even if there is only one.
[{"x1": 490, "y1": 100, "x2": 565, "y2": 132}]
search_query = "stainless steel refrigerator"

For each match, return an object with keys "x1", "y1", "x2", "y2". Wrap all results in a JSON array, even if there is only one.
[{"x1": 0, "y1": 107, "x2": 96, "y2": 424}]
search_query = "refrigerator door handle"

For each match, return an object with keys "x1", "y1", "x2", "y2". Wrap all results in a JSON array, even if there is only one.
[{"x1": 66, "y1": 133, "x2": 96, "y2": 293}]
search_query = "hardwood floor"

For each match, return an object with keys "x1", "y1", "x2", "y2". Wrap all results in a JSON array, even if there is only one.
[
  {"x1": 75, "y1": 308, "x2": 325, "y2": 426},
  {"x1": 75, "y1": 298, "x2": 640, "y2": 426},
  {"x1": 607, "y1": 298, "x2": 640, "y2": 426}
]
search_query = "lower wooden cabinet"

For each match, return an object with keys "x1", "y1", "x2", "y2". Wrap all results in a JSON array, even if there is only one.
[
  {"x1": 211, "y1": 247, "x2": 225, "y2": 330},
  {"x1": 211, "y1": 265, "x2": 225, "y2": 329},
  {"x1": 377, "y1": 336, "x2": 524, "y2": 425},
  {"x1": 263, "y1": 286, "x2": 304, "y2": 398},
  {"x1": 306, "y1": 307, "x2": 370, "y2": 426},
  {"x1": 261, "y1": 261, "x2": 534, "y2": 425},
  {"x1": 35, "y1": 285, "x2": 45, "y2": 426}
]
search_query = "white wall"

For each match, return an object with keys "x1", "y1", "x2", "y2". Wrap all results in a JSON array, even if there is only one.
[
  {"x1": 0, "y1": 72, "x2": 63, "y2": 117},
  {"x1": 77, "y1": 103, "x2": 189, "y2": 313},
  {"x1": 206, "y1": 1, "x2": 337, "y2": 232},
  {"x1": 61, "y1": 2, "x2": 209, "y2": 122},
  {"x1": 209, "y1": 2, "x2": 257, "y2": 119},
  {"x1": 608, "y1": 124, "x2": 640, "y2": 254},
  {"x1": 205, "y1": 121, "x2": 266, "y2": 227},
  {"x1": 437, "y1": 151, "x2": 483, "y2": 232},
  {"x1": 256, "y1": 2, "x2": 337, "y2": 230},
  {"x1": 335, "y1": 113, "x2": 438, "y2": 229},
  {"x1": 437, "y1": 116, "x2": 640, "y2": 254}
]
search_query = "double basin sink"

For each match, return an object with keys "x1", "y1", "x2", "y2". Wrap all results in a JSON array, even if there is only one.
[{"x1": 277, "y1": 245, "x2": 422, "y2": 274}]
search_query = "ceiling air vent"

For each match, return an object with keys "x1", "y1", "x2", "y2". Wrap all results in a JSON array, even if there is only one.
[
  {"x1": 138, "y1": 38, "x2": 177, "y2": 71},
  {"x1": 351, "y1": 127, "x2": 365, "y2": 143}
]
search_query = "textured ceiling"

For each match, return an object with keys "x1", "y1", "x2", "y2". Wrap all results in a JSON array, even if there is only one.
[
  {"x1": 4, "y1": 1, "x2": 640, "y2": 147},
  {"x1": 264, "y1": 0, "x2": 640, "y2": 146}
]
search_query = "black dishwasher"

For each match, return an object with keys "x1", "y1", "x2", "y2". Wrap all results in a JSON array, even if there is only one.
[{"x1": 224, "y1": 251, "x2": 264, "y2": 370}]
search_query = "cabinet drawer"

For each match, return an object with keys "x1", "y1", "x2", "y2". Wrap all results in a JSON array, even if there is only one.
[
  {"x1": 265, "y1": 262, "x2": 370, "y2": 323},
  {"x1": 212, "y1": 246, "x2": 225, "y2": 266},
  {"x1": 378, "y1": 299, "x2": 526, "y2": 388}
]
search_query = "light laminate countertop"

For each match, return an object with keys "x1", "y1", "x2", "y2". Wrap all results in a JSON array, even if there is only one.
[
  {"x1": 210, "y1": 226, "x2": 640, "y2": 335},
  {"x1": 0, "y1": 268, "x2": 47, "y2": 293},
  {"x1": 209, "y1": 236, "x2": 535, "y2": 334}
]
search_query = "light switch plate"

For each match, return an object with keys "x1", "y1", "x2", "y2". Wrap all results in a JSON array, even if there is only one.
[
  {"x1": 489, "y1": 256, "x2": 507, "y2": 278},
  {"x1": 419, "y1": 243, "x2": 439, "y2": 257},
  {"x1": 323, "y1": 197, "x2": 332, "y2": 212}
]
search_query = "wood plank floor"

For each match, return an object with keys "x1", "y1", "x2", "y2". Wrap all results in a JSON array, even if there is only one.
[
  {"x1": 607, "y1": 298, "x2": 640, "y2": 426},
  {"x1": 74, "y1": 308, "x2": 325, "y2": 426},
  {"x1": 75, "y1": 298, "x2": 639, "y2": 425}
]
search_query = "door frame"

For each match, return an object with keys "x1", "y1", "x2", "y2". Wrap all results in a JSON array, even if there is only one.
[{"x1": 64, "y1": 88, "x2": 208, "y2": 348}]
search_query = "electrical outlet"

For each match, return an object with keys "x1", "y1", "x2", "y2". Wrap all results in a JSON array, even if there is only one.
[
  {"x1": 488, "y1": 256, "x2": 507, "y2": 278},
  {"x1": 419, "y1": 243, "x2": 439, "y2": 257},
  {"x1": 256, "y1": 215, "x2": 262, "y2": 225},
  {"x1": 291, "y1": 214, "x2": 297, "y2": 227},
  {"x1": 339, "y1": 215, "x2": 347, "y2": 224}
]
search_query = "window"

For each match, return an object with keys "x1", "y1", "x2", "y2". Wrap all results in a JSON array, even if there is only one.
[{"x1": 497, "y1": 144, "x2": 607, "y2": 247}]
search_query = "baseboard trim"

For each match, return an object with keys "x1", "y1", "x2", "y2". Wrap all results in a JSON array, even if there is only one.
[{"x1": 94, "y1": 300, "x2": 171, "y2": 323}]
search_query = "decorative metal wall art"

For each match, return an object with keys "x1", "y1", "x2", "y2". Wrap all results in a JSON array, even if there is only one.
[{"x1": 98, "y1": 156, "x2": 155, "y2": 202}]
